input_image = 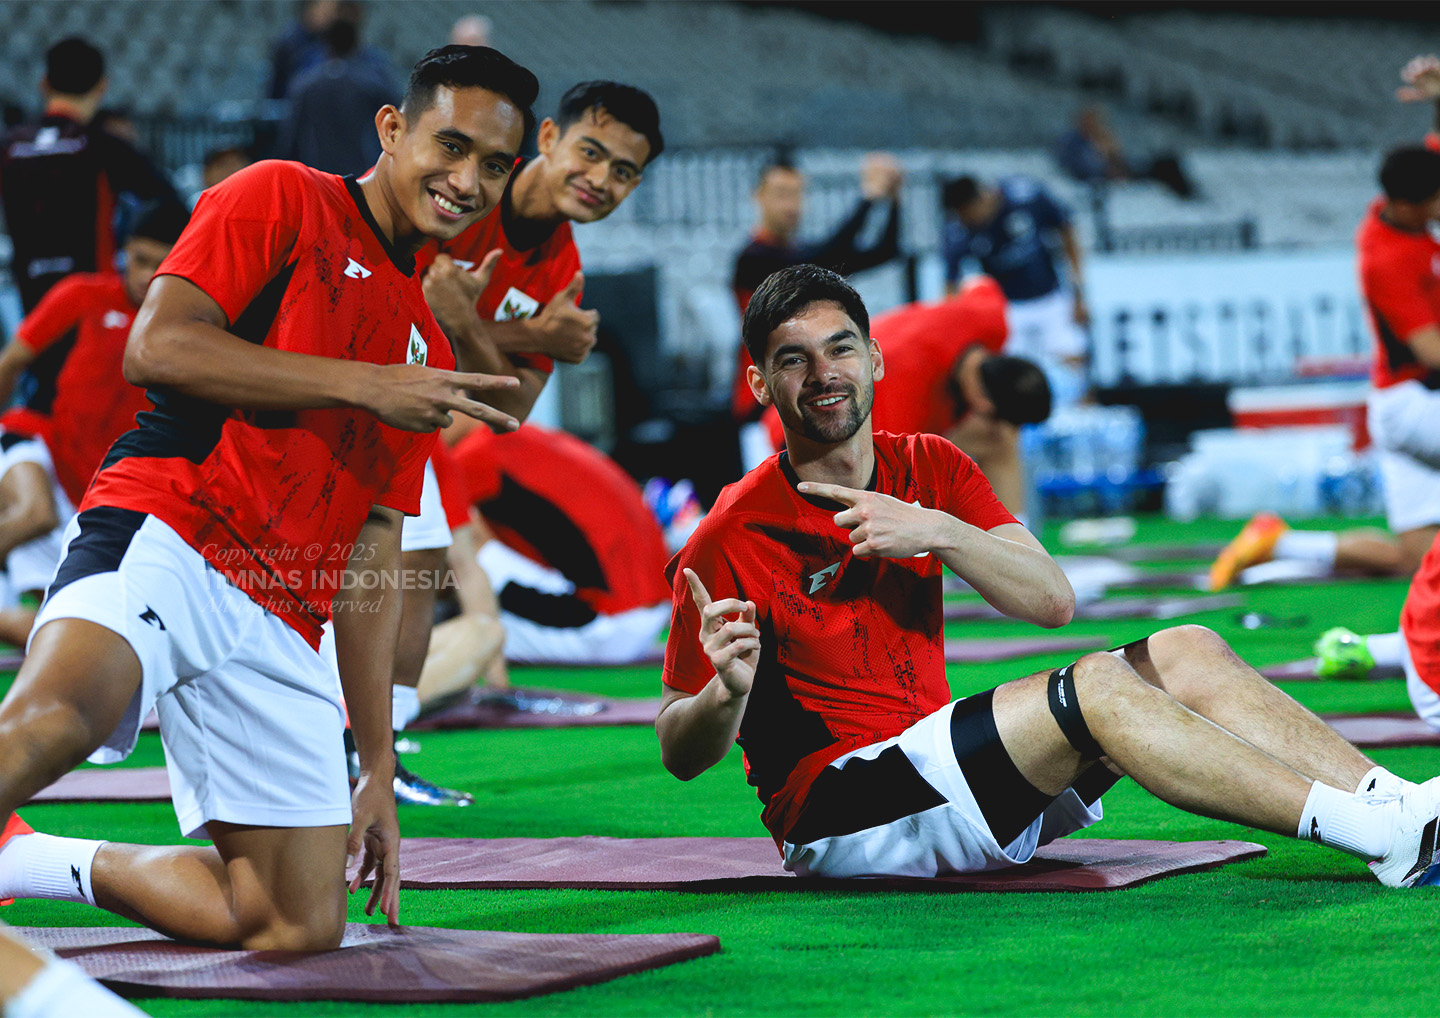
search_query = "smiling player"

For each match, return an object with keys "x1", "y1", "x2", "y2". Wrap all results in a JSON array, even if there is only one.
[{"x1": 0, "y1": 45, "x2": 537, "y2": 948}]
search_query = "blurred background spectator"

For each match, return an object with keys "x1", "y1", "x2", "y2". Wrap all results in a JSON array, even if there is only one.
[{"x1": 1056, "y1": 104, "x2": 1196, "y2": 199}]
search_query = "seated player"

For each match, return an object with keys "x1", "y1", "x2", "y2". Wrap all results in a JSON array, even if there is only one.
[
  {"x1": 0, "y1": 45, "x2": 537, "y2": 948},
  {"x1": 0, "y1": 201, "x2": 187, "y2": 645},
  {"x1": 658, "y1": 263, "x2": 1440, "y2": 887},
  {"x1": 1211, "y1": 114, "x2": 1440, "y2": 588},
  {"x1": 759, "y1": 276, "x2": 1050, "y2": 518},
  {"x1": 1403, "y1": 530, "x2": 1440, "y2": 730},
  {"x1": 440, "y1": 422, "x2": 671, "y2": 666}
]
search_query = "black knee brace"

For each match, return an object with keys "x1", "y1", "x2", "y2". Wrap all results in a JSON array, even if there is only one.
[{"x1": 1048, "y1": 663, "x2": 1103, "y2": 760}]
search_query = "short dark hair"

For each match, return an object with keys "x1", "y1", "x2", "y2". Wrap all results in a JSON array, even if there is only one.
[
  {"x1": 202, "y1": 145, "x2": 251, "y2": 171},
  {"x1": 741, "y1": 264, "x2": 870, "y2": 367},
  {"x1": 555, "y1": 81, "x2": 664, "y2": 166},
  {"x1": 942, "y1": 175, "x2": 981, "y2": 212},
  {"x1": 46, "y1": 36, "x2": 105, "y2": 96},
  {"x1": 128, "y1": 200, "x2": 189, "y2": 247},
  {"x1": 400, "y1": 46, "x2": 539, "y2": 142},
  {"x1": 1380, "y1": 146, "x2": 1440, "y2": 204},
  {"x1": 757, "y1": 160, "x2": 800, "y2": 189},
  {"x1": 979, "y1": 355, "x2": 1052, "y2": 425}
]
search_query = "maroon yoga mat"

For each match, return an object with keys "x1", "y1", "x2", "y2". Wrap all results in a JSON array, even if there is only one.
[
  {"x1": 943, "y1": 593, "x2": 1243, "y2": 623},
  {"x1": 15, "y1": 923, "x2": 718, "y2": 1003},
  {"x1": 1325, "y1": 712, "x2": 1440, "y2": 748},
  {"x1": 941, "y1": 635, "x2": 1108, "y2": 662},
  {"x1": 26, "y1": 767, "x2": 171, "y2": 804},
  {"x1": 410, "y1": 689, "x2": 662, "y2": 731},
  {"x1": 354, "y1": 836, "x2": 1266, "y2": 893}
]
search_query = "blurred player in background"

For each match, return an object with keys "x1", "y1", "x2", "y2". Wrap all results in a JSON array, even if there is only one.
[
  {"x1": 1212, "y1": 66, "x2": 1440, "y2": 596},
  {"x1": 0, "y1": 200, "x2": 188, "y2": 646},
  {"x1": 0, "y1": 36, "x2": 178, "y2": 313},
  {"x1": 660, "y1": 263, "x2": 1440, "y2": 890},
  {"x1": 758, "y1": 276, "x2": 1051, "y2": 519},
  {"x1": 0, "y1": 44, "x2": 535, "y2": 948},
  {"x1": 941, "y1": 173, "x2": 1088, "y2": 406},
  {"x1": 379, "y1": 80, "x2": 664, "y2": 804}
]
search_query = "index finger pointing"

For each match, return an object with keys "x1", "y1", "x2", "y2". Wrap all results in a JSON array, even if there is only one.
[
  {"x1": 683, "y1": 567, "x2": 712, "y2": 611},
  {"x1": 796, "y1": 481, "x2": 862, "y2": 505}
]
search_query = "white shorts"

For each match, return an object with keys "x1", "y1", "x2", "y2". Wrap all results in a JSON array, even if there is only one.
[
  {"x1": 781, "y1": 695, "x2": 1104, "y2": 878},
  {"x1": 32, "y1": 509, "x2": 351, "y2": 839},
  {"x1": 1369, "y1": 382, "x2": 1440, "y2": 532},
  {"x1": 400, "y1": 460, "x2": 451, "y2": 553},
  {"x1": 477, "y1": 539, "x2": 668, "y2": 664},
  {"x1": 1, "y1": 438, "x2": 74, "y2": 598},
  {"x1": 1006, "y1": 289, "x2": 1089, "y2": 363},
  {"x1": 1403, "y1": 640, "x2": 1440, "y2": 732}
]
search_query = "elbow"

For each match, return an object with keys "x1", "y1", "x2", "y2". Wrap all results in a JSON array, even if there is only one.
[
  {"x1": 657, "y1": 739, "x2": 701, "y2": 782},
  {"x1": 123, "y1": 327, "x2": 167, "y2": 388},
  {"x1": 1037, "y1": 586, "x2": 1076, "y2": 629}
]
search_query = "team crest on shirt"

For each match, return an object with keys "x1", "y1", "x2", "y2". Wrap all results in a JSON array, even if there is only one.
[
  {"x1": 406, "y1": 324, "x2": 427, "y2": 365},
  {"x1": 496, "y1": 287, "x2": 541, "y2": 321},
  {"x1": 102, "y1": 310, "x2": 131, "y2": 330}
]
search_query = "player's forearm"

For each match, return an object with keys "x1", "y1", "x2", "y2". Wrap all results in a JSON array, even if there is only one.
[
  {"x1": 333, "y1": 510, "x2": 404, "y2": 775},
  {"x1": 656, "y1": 679, "x2": 748, "y2": 780},
  {"x1": 125, "y1": 309, "x2": 376, "y2": 412},
  {"x1": 0, "y1": 343, "x2": 35, "y2": 408},
  {"x1": 487, "y1": 318, "x2": 549, "y2": 356},
  {"x1": 1059, "y1": 226, "x2": 1085, "y2": 285},
  {"x1": 932, "y1": 519, "x2": 1074, "y2": 627}
]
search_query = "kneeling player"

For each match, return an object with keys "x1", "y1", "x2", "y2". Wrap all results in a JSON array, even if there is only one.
[{"x1": 658, "y1": 264, "x2": 1440, "y2": 887}]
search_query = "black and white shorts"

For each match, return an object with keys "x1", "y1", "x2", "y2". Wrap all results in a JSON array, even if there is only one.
[{"x1": 782, "y1": 689, "x2": 1109, "y2": 879}]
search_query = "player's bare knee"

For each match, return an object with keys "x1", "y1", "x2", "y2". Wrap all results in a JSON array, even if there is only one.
[
  {"x1": 1141, "y1": 624, "x2": 1232, "y2": 674},
  {"x1": 237, "y1": 897, "x2": 345, "y2": 951},
  {"x1": 1070, "y1": 651, "x2": 1152, "y2": 722}
]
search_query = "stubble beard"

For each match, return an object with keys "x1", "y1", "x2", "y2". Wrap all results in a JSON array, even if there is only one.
[{"x1": 785, "y1": 383, "x2": 873, "y2": 445}]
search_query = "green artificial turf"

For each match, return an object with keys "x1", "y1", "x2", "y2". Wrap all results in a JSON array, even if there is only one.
[{"x1": 4, "y1": 513, "x2": 1436, "y2": 1017}]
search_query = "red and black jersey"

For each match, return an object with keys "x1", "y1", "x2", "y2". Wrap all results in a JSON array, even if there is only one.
[
  {"x1": 663, "y1": 431, "x2": 1016, "y2": 844},
  {"x1": 1356, "y1": 198, "x2": 1440, "y2": 390},
  {"x1": 11, "y1": 272, "x2": 150, "y2": 506},
  {"x1": 416, "y1": 163, "x2": 580, "y2": 374},
  {"x1": 0, "y1": 112, "x2": 177, "y2": 312},
  {"x1": 83, "y1": 159, "x2": 449, "y2": 648},
  {"x1": 1403, "y1": 530, "x2": 1440, "y2": 696},
  {"x1": 440, "y1": 423, "x2": 670, "y2": 615},
  {"x1": 760, "y1": 277, "x2": 1010, "y2": 449}
]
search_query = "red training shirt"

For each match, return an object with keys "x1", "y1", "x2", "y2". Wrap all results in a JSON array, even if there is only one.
[
  {"x1": 12, "y1": 272, "x2": 152, "y2": 505},
  {"x1": 663, "y1": 431, "x2": 1016, "y2": 845},
  {"x1": 1356, "y1": 197, "x2": 1440, "y2": 390},
  {"x1": 441, "y1": 423, "x2": 670, "y2": 615},
  {"x1": 85, "y1": 160, "x2": 450, "y2": 648},
  {"x1": 417, "y1": 163, "x2": 580, "y2": 375},
  {"x1": 1402, "y1": 529, "x2": 1440, "y2": 696}
]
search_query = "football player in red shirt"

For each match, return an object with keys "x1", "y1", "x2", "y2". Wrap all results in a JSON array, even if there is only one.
[
  {"x1": 660, "y1": 263, "x2": 1440, "y2": 888},
  {"x1": 0, "y1": 200, "x2": 188, "y2": 647},
  {"x1": 369, "y1": 81, "x2": 662, "y2": 804},
  {"x1": 1212, "y1": 63, "x2": 1440, "y2": 591},
  {"x1": 0, "y1": 46, "x2": 537, "y2": 948}
]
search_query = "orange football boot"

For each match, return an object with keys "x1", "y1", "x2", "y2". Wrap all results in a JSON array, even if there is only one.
[
  {"x1": 0, "y1": 811, "x2": 33, "y2": 905},
  {"x1": 1208, "y1": 512, "x2": 1288, "y2": 590}
]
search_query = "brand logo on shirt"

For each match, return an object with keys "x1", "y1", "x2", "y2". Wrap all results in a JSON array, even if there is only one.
[
  {"x1": 496, "y1": 287, "x2": 541, "y2": 322},
  {"x1": 407, "y1": 324, "x2": 428, "y2": 366},
  {"x1": 807, "y1": 561, "x2": 841, "y2": 594},
  {"x1": 343, "y1": 257, "x2": 373, "y2": 280},
  {"x1": 102, "y1": 310, "x2": 131, "y2": 330}
]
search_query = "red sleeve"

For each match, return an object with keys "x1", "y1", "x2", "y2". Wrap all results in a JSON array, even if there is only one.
[
  {"x1": 917, "y1": 433, "x2": 1017, "y2": 531},
  {"x1": 661, "y1": 523, "x2": 745, "y2": 695},
  {"x1": 156, "y1": 160, "x2": 302, "y2": 325},
  {"x1": 429, "y1": 441, "x2": 470, "y2": 529},
  {"x1": 375, "y1": 430, "x2": 435, "y2": 517},
  {"x1": 1426, "y1": 132, "x2": 1440, "y2": 153},
  {"x1": 14, "y1": 275, "x2": 91, "y2": 354},
  {"x1": 1364, "y1": 248, "x2": 1439, "y2": 338},
  {"x1": 958, "y1": 276, "x2": 1009, "y2": 353}
]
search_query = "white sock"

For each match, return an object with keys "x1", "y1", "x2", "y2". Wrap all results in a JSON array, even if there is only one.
[
  {"x1": 1273, "y1": 529, "x2": 1339, "y2": 567},
  {"x1": 1298, "y1": 781, "x2": 1394, "y2": 860},
  {"x1": 1356, "y1": 765, "x2": 1411, "y2": 799},
  {"x1": 0, "y1": 832, "x2": 104, "y2": 905},
  {"x1": 7, "y1": 957, "x2": 146, "y2": 1018},
  {"x1": 1365, "y1": 631, "x2": 1406, "y2": 670},
  {"x1": 391, "y1": 685, "x2": 421, "y2": 732}
]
